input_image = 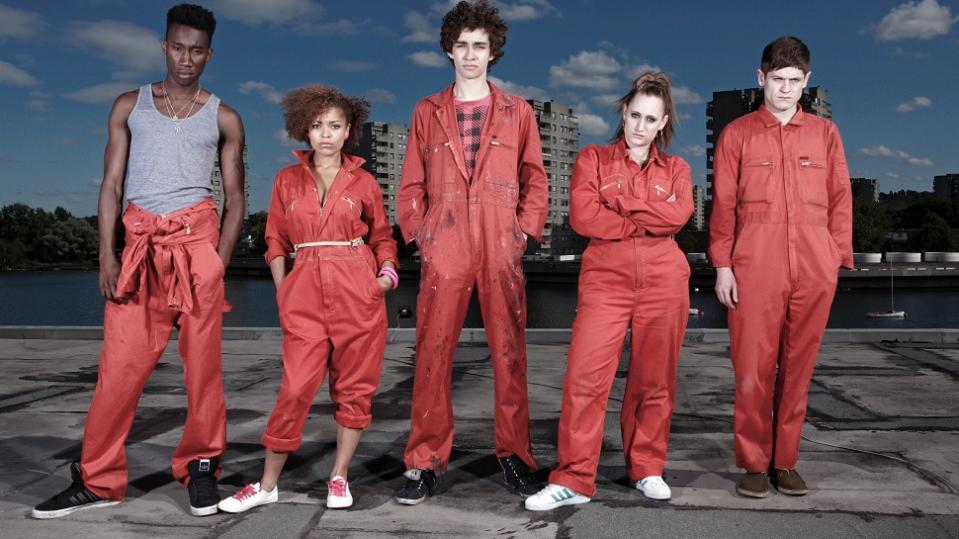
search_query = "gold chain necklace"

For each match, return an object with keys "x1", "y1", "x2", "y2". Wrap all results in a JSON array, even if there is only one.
[{"x1": 162, "y1": 82, "x2": 202, "y2": 134}]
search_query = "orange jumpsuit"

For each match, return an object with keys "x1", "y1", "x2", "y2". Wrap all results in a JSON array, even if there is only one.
[
  {"x1": 262, "y1": 150, "x2": 397, "y2": 452},
  {"x1": 397, "y1": 83, "x2": 548, "y2": 472},
  {"x1": 81, "y1": 198, "x2": 227, "y2": 500},
  {"x1": 548, "y1": 142, "x2": 693, "y2": 497},
  {"x1": 708, "y1": 105, "x2": 853, "y2": 472}
]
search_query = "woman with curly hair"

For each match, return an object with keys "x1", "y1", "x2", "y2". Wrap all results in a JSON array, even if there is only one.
[
  {"x1": 526, "y1": 72, "x2": 693, "y2": 511},
  {"x1": 218, "y1": 84, "x2": 398, "y2": 513}
]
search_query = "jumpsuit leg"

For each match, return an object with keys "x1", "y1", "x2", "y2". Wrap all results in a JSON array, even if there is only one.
[
  {"x1": 548, "y1": 287, "x2": 632, "y2": 498},
  {"x1": 475, "y1": 253, "x2": 535, "y2": 468},
  {"x1": 327, "y1": 264, "x2": 388, "y2": 430},
  {"x1": 81, "y1": 272, "x2": 176, "y2": 500},
  {"x1": 403, "y1": 256, "x2": 473, "y2": 472},
  {"x1": 262, "y1": 268, "x2": 332, "y2": 453},
  {"x1": 622, "y1": 278, "x2": 688, "y2": 482},
  {"x1": 772, "y1": 280, "x2": 836, "y2": 470},
  {"x1": 728, "y1": 272, "x2": 790, "y2": 472},
  {"x1": 171, "y1": 244, "x2": 227, "y2": 484}
]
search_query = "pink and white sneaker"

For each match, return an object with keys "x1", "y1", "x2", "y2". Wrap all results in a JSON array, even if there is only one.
[
  {"x1": 326, "y1": 476, "x2": 353, "y2": 509},
  {"x1": 217, "y1": 482, "x2": 278, "y2": 513}
]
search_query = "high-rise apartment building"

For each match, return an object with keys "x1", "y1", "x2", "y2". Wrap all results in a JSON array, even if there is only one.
[
  {"x1": 692, "y1": 184, "x2": 705, "y2": 231},
  {"x1": 355, "y1": 122, "x2": 409, "y2": 223},
  {"x1": 210, "y1": 145, "x2": 249, "y2": 216},
  {"x1": 706, "y1": 87, "x2": 831, "y2": 198},
  {"x1": 851, "y1": 177, "x2": 879, "y2": 203},
  {"x1": 527, "y1": 99, "x2": 579, "y2": 255},
  {"x1": 933, "y1": 173, "x2": 959, "y2": 202}
]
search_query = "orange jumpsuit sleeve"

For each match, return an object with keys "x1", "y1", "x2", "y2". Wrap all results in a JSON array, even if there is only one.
[
  {"x1": 515, "y1": 101, "x2": 549, "y2": 243},
  {"x1": 826, "y1": 123, "x2": 854, "y2": 269},
  {"x1": 707, "y1": 126, "x2": 742, "y2": 268},
  {"x1": 361, "y1": 173, "x2": 399, "y2": 268},
  {"x1": 569, "y1": 145, "x2": 642, "y2": 240},
  {"x1": 264, "y1": 173, "x2": 293, "y2": 264},
  {"x1": 397, "y1": 105, "x2": 429, "y2": 245},
  {"x1": 611, "y1": 158, "x2": 694, "y2": 236}
]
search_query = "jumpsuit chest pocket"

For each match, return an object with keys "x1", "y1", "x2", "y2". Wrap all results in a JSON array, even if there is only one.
[
  {"x1": 799, "y1": 157, "x2": 829, "y2": 207},
  {"x1": 483, "y1": 139, "x2": 519, "y2": 187},
  {"x1": 483, "y1": 139, "x2": 519, "y2": 206},
  {"x1": 739, "y1": 156, "x2": 774, "y2": 203},
  {"x1": 599, "y1": 174, "x2": 625, "y2": 206},
  {"x1": 647, "y1": 177, "x2": 673, "y2": 201},
  {"x1": 425, "y1": 141, "x2": 456, "y2": 190}
]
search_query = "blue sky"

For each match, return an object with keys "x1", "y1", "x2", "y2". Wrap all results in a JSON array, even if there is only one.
[{"x1": 1, "y1": 0, "x2": 957, "y2": 215}]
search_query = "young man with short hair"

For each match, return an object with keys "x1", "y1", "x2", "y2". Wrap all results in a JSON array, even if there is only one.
[
  {"x1": 32, "y1": 3, "x2": 245, "y2": 518},
  {"x1": 395, "y1": 0, "x2": 548, "y2": 505},
  {"x1": 709, "y1": 36, "x2": 852, "y2": 498}
]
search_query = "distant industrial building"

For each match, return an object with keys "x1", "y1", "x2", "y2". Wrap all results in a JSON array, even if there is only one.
[
  {"x1": 851, "y1": 177, "x2": 879, "y2": 203},
  {"x1": 933, "y1": 173, "x2": 959, "y2": 202},
  {"x1": 706, "y1": 87, "x2": 831, "y2": 198},
  {"x1": 355, "y1": 122, "x2": 408, "y2": 223}
]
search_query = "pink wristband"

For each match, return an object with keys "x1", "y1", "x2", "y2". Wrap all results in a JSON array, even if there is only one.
[{"x1": 378, "y1": 267, "x2": 399, "y2": 290}]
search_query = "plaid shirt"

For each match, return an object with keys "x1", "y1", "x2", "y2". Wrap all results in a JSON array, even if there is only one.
[{"x1": 455, "y1": 94, "x2": 490, "y2": 180}]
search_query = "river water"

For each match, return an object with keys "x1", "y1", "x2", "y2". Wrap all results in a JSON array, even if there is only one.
[{"x1": 2, "y1": 271, "x2": 957, "y2": 329}]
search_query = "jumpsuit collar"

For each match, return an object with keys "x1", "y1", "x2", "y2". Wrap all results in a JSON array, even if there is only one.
[
  {"x1": 425, "y1": 81, "x2": 515, "y2": 109},
  {"x1": 292, "y1": 149, "x2": 366, "y2": 173},
  {"x1": 757, "y1": 103, "x2": 806, "y2": 128},
  {"x1": 613, "y1": 138, "x2": 666, "y2": 169}
]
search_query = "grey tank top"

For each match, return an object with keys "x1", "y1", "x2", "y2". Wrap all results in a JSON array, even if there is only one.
[{"x1": 124, "y1": 84, "x2": 220, "y2": 215}]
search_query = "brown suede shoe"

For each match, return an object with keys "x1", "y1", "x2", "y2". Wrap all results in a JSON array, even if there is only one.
[
  {"x1": 736, "y1": 472, "x2": 769, "y2": 498},
  {"x1": 772, "y1": 469, "x2": 809, "y2": 496}
]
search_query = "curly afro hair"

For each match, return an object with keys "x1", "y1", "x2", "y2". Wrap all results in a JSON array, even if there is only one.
[
  {"x1": 281, "y1": 85, "x2": 369, "y2": 149},
  {"x1": 440, "y1": 0, "x2": 508, "y2": 68}
]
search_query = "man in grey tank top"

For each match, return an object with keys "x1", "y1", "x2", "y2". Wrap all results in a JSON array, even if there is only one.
[{"x1": 32, "y1": 4, "x2": 245, "y2": 520}]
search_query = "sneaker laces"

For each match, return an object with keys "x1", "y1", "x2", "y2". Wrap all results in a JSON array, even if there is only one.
[
  {"x1": 327, "y1": 477, "x2": 348, "y2": 497},
  {"x1": 233, "y1": 483, "x2": 260, "y2": 501}
]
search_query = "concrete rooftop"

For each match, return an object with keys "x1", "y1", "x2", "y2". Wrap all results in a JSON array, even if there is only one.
[{"x1": 1, "y1": 332, "x2": 958, "y2": 538}]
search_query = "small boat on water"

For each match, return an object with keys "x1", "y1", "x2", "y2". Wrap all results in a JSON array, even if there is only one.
[{"x1": 866, "y1": 263, "x2": 906, "y2": 319}]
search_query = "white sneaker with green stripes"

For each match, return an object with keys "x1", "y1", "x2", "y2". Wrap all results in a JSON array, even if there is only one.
[{"x1": 524, "y1": 483, "x2": 590, "y2": 511}]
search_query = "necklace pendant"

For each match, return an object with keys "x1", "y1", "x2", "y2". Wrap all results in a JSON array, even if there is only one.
[{"x1": 174, "y1": 123, "x2": 181, "y2": 134}]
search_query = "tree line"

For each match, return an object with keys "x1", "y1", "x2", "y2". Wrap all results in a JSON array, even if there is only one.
[{"x1": 2, "y1": 197, "x2": 956, "y2": 270}]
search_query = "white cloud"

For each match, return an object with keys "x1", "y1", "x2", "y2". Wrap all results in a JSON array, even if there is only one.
[
  {"x1": 591, "y1": 94, "x2": 621, "y2": 108},
  {"x1": 401, "y1": 11, "x2": 435, "y2": 43},
  {"x1": 859, "y1": 145, "x2": 933, "y2": 166},
  {"x1": 365, "y1": 88, "x2": 397, "y2": 104},
  {"x1": 549, "y1": 50, "x2": 622, "y2": 90},
  {"x1": 488, "y1": 76, "x2": 549, "y2": 101},
  {"x1": 0, "y1": 4, "x2": 44, "y2": 41},
  {"x1": 210, "y1": 0, "x2": 321, "y2": 27},
  {"x1": 672, "y1": 86, "x2": 704, "y2": 105},
  {"x1": 64, "y1": 82, "x2": 136, "y2": 104},
  {"x1": 408, "y1": 50, "x2": 447, "y2": 68},
  {"x1": 872, "y1": 0, "x2": 957, "y2": 41},
  {"x1": 328, "y1": 60, "x2": 375, "y2": 72},
  {"x1": 578, "y1": 113, "x2": 610, "y2": 136},
  {"x1": 683, "y1": 145, "x2": 706, "y2": 157},
  {"x1": 239, "y1": 80, "x2": 283, "y2": 104},
  {"x1": 0, "y1": 59, "x2": 40, "y2": 86},
  {"x1": 66, "y1": 20, "x2": 164, "y2": 75},
  {"x1": 574, "y1": 101, "x2": 610, "y2": 136},
  {"x1": 497, "y1": 0, "x2": 560, "y2": 22},
  {"x1": 275, "y1": 129, "x2": 300, "y2": 147},
  {"x1": 895, "y1": 95, "x2": 932, "y2": 112}
]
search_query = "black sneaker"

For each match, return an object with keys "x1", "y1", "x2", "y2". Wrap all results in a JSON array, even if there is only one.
[
  {"x1": 187, "y1": 458, "x2": 220, "y2": 516},
  {"x1": 498, "y1": 454, "x2": 543, "y2": 497},
  {"x1": 394, "y1": 468, "x2": 439, "y2": 505},
  {"x1": 32, "y1": 462, "x2": 119, "y2": 519}
]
